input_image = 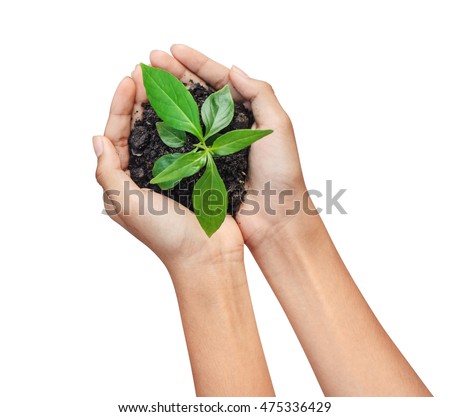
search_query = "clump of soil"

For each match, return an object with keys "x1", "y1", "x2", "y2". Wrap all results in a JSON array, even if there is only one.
[{"x1": 128, "y1": 83, "x2": 254, "y2": 215}]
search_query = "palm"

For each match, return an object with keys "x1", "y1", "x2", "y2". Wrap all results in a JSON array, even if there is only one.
[{"x1": 131, "y1": 189, "x2": 243, "y2": 261}]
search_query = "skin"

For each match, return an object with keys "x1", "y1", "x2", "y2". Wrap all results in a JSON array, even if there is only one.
[
  {"x1": 94, "y1": 44, "x2": 432, "y2": 397},
  {"x1": 93, "y1": 66, "x2": 273, "y2": 397}
]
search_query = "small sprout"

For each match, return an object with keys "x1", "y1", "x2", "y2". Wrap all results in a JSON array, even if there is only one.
[{"x1": 140, "y1": 64, "x2": 273, "y2": 237}]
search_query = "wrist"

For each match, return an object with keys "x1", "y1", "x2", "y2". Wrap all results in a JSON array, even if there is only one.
[
  {"x1": 246, "y1": 195, "x2": 325, "y2": 252},
  {"x1": 167, "y1": 249, "x2": 247, "y2": 293},
  {"x1": 246, "y1": 203, "x2": 328, "y2": 279},
  {"x1": 169, "y1": 259, "x2": 251, "y2": 328}
]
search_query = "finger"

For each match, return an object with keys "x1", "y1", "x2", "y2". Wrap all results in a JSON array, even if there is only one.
[
  {"x1": 170, "y1": 44, "x2": 244, "y2": 100},
  {"x1": 104, "y1": 77, "x2": 135, "y2": 170},
  {"x1": 150, "y1": 50, "x2": 205, "y2": 86},
  {"x1": 129, "y1": 64, "x2": 148, "y2": 127},
  {"x1": 131, "y1": 64, "x2": 148, "y2": 105},
  {"x1": 93, "y1": 135, "x2": 188, "y2": 242},
  {"x1": 228, "y1": 67, "x2": 291, "y2": 129},
  {"x1": 93, "y1": 135, "x2": 141, "y2": 221}
]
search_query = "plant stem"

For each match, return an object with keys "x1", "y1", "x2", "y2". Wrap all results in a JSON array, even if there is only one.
[{"x1": 194, "y1": 142, "x2": 208, "y2": 151}]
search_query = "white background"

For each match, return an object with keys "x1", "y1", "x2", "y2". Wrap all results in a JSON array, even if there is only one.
[{"x1": 0, "y1": 0, "x2": 448, "y2": 416}]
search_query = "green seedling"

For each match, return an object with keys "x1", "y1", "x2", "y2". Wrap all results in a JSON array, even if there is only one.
[{"x1": 140, "y1": 63, "x2": 273, "y2": 237}]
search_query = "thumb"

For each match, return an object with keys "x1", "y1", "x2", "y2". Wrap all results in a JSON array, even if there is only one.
[
  {"x1": 229, "y1": 66, "x2": 290, "y2": 129},
  {"x1": 93, "y1": 135, "x2": 131, "y2": 191},
  {"x1": 93, "y1": 135, "x2": 142, "y2": 219}
]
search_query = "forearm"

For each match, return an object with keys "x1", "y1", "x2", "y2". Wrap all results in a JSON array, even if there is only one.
[
  {"x1": 249, "y1": 208, "x2": 431, "y2": 397},
  {"x1": 169, "y1": 261, "x2": 274, "y2": 397}
]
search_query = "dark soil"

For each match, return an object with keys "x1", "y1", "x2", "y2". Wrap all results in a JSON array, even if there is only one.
[{"x1": 128, "y1": 83, "x2": 254, "y2": 215}]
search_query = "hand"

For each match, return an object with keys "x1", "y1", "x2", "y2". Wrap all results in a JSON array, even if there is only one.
[
  {"x1": 149, "y1": 45, "x2": 432, "y2": 397},
  {"x1": 149, "y1": 45, "x2": 310, "y2": 249},
  {"x1": 94, "y1": 70, "x2": 274, "y2": 396},
  {"x1": 93, "y1": 72, "x2": 244, "y2": 277}
]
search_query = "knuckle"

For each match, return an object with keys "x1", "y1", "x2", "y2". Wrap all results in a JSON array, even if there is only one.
[
  {"x1": 214, "y1": 73, "x2": 229, "y2": 90},
  {"x1": 279, "y1": 110, "x2": 293, "y2": 126},
  {"x1": 258, "y1": 80, "x2": 274, "y2": 94},
  {"x1": 275, "y1": 114, "x2": 294, "y2": 134},
  {"x1": 95, "y1": 166, "x2": 105, "y2": 185}
]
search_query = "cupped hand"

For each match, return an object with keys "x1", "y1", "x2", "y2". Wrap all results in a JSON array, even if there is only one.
[
  {"x1": 150, "y1": 45, "x2": 307, "y2": 248},
  {"x1": 94, "y1": 71, "x2": 244, "y2": 273}
]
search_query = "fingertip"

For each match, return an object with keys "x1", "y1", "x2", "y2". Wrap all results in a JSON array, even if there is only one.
[
  {"x1": 170, "y1": 44, "x2": 196, "y2": 61},
  {"x1": 118, "y1": 75, "x2": 136, "y2": 94},
  {"x1": 94, "y1": 135, "x2": 133, "y2": 194},
  {"x1": 150, "y1": 49, "x2": 162, "y2": 58},
  {"x1": 229, "y1": 72, "x2": 286, "y2": 127},
  {"x1": 231, "y1": 65, "x2": 249, "y2": 77},
  {"x1": 95, "y1": 135, "x2": 122, "y2": 175},
  {"x1": 230, "y1": 66, "x2": 248, "y2": 80},
  {"x1": 92, "y1": 135, "x2": 104, "y2": 157},
  {"x1": 229, "y1": 69, "x2": 253, "y2": 99},
  {"x1": 95, "y1": 135, "x2": 117, "y2": 159},
  {"x1": 150, "y1": 50, "x2": 170, "y2": 67},
  {"x1": 131, "y1": 63, "x2": 142, "y2": 79},
  {"x1": 170, "y1": 43, "x2": 187, "y2": 52},
  {"x1": 110, "y1": 75, "x2": 135, "y2": 116},
  {"x1": 101, "y1": 135, "x2": 117, "y2": 154},
  {"x1": 131, "y1": 65, "x2": 148, "y2": 105}
]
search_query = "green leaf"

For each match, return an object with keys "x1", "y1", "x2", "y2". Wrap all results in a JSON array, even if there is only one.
[
  {"x1": 156, "y1": 122, "x2": 186, "y2": 148},
  {"x1": 150, "y1": 151, "x2": 207, "y2": 185},
  {"x1": 211, "y1": 129, "x2": 273, "y2": 156},
  {"x1": 205, "y1": 133, "x2": 222, "y2": 147},
  {"x1": 201, "y1": 85, "x2": 234, "y2": 140},
  {"x1": 140, "y1": 64, "x2": 203, "y2": 139},
  {"x1": 193, "y1": 156, "x2": 228, "y2": 237},
  {"x1": 152, "y1": 153, "x2": 184, "y2": 190}
]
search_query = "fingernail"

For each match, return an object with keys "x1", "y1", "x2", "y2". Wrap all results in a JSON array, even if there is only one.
[
  {"x1": 93, "y1": 136, "x2": 104, "y2": 157},
  {"x1": 231, "y1": 65, "x2": 249, "y2": 77}
]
